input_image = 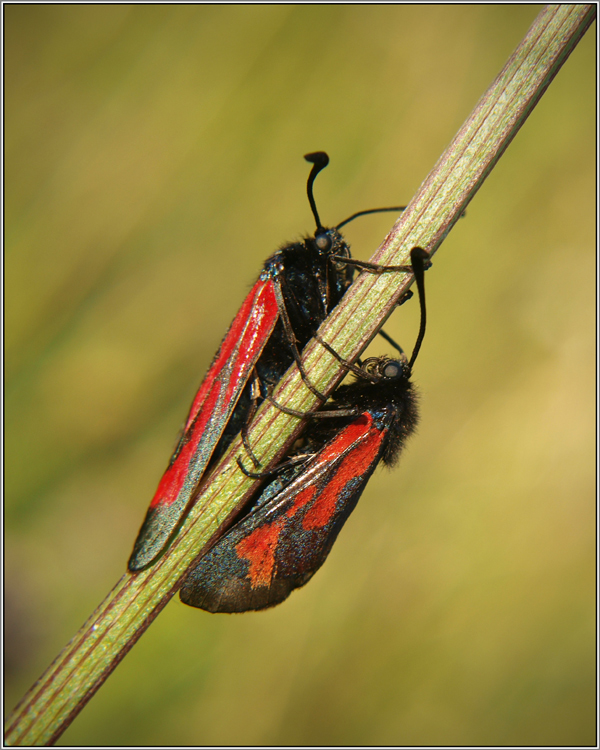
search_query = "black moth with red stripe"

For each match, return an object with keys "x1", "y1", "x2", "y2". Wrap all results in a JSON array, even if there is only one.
[
  {"x1": 129, "y1": 152, "x2": 409, "y2": 571},
  {"x1": 179, "y1": 247, "x2": 429, "y2": 612}
]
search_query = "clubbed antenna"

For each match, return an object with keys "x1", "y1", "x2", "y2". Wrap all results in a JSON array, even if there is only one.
[
  {"x1": 407, "y1": 247, "x2": 429, "y2": 370},
  {"x1": 304, "y1": 151, "x2": 329, "y2": 232}
]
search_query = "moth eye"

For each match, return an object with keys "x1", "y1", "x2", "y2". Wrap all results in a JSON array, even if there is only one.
[
  {"x1": 315, "y1": 233, "x2": 332, "y2": 251},
  {"x1": 382, "y1": 361, "x2": 403, "y2": 380}
]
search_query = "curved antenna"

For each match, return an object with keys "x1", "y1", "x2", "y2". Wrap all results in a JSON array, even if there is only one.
[
  {"x1": 304, "y1": 152, "x2": 329, "y2": 232},
  {"x1": 336, "y1": 205, "x2": 407, "y2": 230},
  {"x1": 407, "y1": 247, "x2": 429, "y2": 371},
  {"x1": 377, "y1": 328, "x2": 406, "y2": 357}
]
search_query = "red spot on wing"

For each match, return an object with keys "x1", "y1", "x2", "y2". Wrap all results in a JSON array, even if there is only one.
[
  {"x1": 303, "y1": 417, "x2": 386, "y2": 530},
  {"x1": 235, "y1": 521, "x2": 283, "y2": 588},
  {"x1": 286, "y1": 485, "x2": 317, "y2": 518}
]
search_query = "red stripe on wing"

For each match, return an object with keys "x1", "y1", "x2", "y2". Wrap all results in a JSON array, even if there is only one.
[
  {"x1": 150, "y1": 278, "x2": 279, "y2": 510},
  {"x1": 129, "y1": 278, "x2": 280, "y2": 571},
  {"x1": 183, "y1": 278, "x2": 278, "y2": 431},
  {"x1": 303, "y1": 418, "x2": 385, "y2": 530}
]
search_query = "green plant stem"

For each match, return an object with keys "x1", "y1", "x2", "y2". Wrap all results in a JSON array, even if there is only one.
[{"x1": 5, "y1": 4, "x2": 595, "y2": 746}]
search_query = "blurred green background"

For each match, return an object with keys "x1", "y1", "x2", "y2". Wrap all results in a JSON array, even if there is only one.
[{"x1": 5, "y1": 5, "x2": 595, "y2": 746}]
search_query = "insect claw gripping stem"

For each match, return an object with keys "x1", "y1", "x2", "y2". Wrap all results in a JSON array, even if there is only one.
[
  {"x1": 332, "y1": 256, "x2": 413, "y2": 274},
  {"x1": 313, "y1": 333, "x2": 380, "y2": 382},
  {"x1": 236, "y1": 455, "x2": 268, "y2": 479},
  {"x1": 237, "y1": 453, "x2": 312, "y2": 480},
  {"x1": 264, "y1": 393, "x2": 360, "y2": 420}
]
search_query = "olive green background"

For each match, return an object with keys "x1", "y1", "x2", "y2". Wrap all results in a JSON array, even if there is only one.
[{"x1": 5, "y1": 5, "x2": 595, "y2": 746}]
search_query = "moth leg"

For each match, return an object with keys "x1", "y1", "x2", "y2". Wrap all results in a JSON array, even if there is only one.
[
  {"x1": 313, "y1": 334, "x2": 379, "y2": 382},
  {"x1": 396, "y1": 289, "x2": 414, "y2": 307},
  {"x1": 265, "y1": 393, "x2": 359, "y2": 419},
  {"x1": 330, "y1": 256, "x2": 412, "y2": 274},
  {"x1": 240, "y1": 371, "x2": 263, "y2": 469},
  {"x1": 273, "y1": 274, "x2": 327, "y2": 401},
  {"x1": 237, "y1": 455, "x2": 269, "y2": 479},
  {"x1": 236, "y1": 453, "x2": 312, "y2": 479},
  {"x1": 331, "y1": 254, "x2": 432, "y2": 275}
]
